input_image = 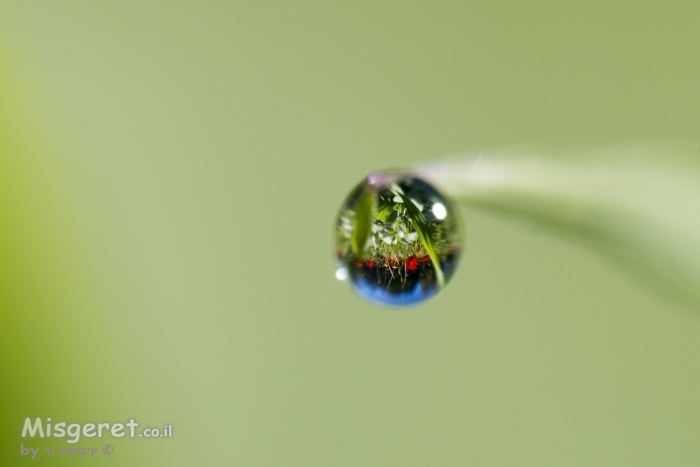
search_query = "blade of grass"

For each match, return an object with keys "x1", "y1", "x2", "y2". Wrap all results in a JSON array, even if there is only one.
[
  {"x1": 351, "y1": 191, "x2": 374, "y2": 259},
  {"x1": 396, "y1": 191, "x2": 445, "y2": 289},
  {"x1": 409, "y1": 144, "x2": 700, "y2": 309}
]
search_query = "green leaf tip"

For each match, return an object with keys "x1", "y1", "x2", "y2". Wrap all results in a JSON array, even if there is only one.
[{"x1": 414, "y1": 144, "x2": 700, "y2": 309}]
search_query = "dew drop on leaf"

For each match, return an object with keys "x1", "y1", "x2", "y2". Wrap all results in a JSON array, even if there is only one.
[{"x1": 334, "y1": 173, "x2": 463, "y2": 307}]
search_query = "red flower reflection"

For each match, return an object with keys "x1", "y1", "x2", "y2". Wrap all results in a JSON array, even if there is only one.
[{"x1": 406, "y1": 256, "x2": 418, "y2": 271}]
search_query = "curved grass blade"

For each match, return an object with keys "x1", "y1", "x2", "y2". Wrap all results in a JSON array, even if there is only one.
[
  {"x1": 351, "y1": 191, "x2": 374, "y2": 259},
  {"x1": 413, "y1": 145, "x2": 700, "y2": 309},
  {"x1": 396, "y1": 191, "x2": 445, "y2": 288}
]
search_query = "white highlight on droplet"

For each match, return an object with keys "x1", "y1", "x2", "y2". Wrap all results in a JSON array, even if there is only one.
[
  {"x1": 432, "y1": 202, "x2": 447, "y2": 220},
  {"x1": 335, "y1": 267, "x2": 348, "y2": 281}
]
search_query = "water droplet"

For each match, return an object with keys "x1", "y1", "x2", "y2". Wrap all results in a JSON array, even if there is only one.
[{"x1": 334, "y1": 173, "x2": 463, "y2": 307}]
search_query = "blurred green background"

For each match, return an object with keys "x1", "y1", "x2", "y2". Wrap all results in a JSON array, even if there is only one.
[{"x1": 2, "y1": 1, "x2": 700, "y2": 465}]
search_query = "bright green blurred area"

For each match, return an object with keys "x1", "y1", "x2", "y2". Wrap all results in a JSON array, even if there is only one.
[{"x1": 2, "y1": 1, "x2": 700, "y2": 465}]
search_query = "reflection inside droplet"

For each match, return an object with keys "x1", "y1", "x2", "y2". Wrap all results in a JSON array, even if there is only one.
[
  {"x1": 333, "y1": 174, "x2": 463, "y2": 307},
  {"x1": 432, "y1": 202, "x2": 447, "y2": 220}
]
